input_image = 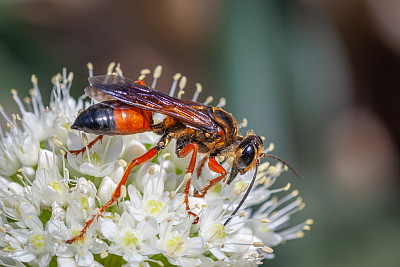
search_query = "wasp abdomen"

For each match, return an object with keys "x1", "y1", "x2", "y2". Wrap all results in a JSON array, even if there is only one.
[
  {"x1": 71, "y1": 102, "x2": 153, "y2": 135},
  {"x1": 71, "y1": 103, "x2": 116, "y2": 135}
]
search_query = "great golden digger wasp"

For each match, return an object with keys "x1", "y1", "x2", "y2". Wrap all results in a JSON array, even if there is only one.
[{"x1": 66, "y1": 73, "x2": 300, "y2": 244}]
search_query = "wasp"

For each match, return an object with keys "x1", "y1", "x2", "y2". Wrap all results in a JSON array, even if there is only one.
[{"x1": 66, "y1": 74, "x2": 299, "y2": 244}]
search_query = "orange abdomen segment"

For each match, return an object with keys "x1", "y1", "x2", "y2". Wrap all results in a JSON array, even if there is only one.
[{"x1": 113, "y1": 107, "x2": 152, "y2": 134}]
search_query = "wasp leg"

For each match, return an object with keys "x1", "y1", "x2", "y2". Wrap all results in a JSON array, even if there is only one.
[
  {"x1": 67, "y1": 135, "x2": 169, "y2": 244},
  {"x1": 178, "y1": 143, "x2": 199, "y2": 218},
  {"x1": 197, "y1": 156, "x2": 208, "y2": 178},
  {"x1": 68, "y1": 135, "x2": 104, "y2": 157},
  {"x1": 194, "y1": 157, "x2": 227, "y2": 198}
]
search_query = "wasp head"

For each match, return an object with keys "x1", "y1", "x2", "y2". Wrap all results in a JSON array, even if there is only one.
[{"x1": 227, "y1": 132, "x2": 265, "y2": 184}]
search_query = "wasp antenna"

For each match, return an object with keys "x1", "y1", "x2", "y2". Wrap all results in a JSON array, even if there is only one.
[
  {"x1": 264, "y1": 154, "x2": 303, "y2": 178},
  {"x1": 224, "y1": 163, "x2": 258, "y2": 226}
]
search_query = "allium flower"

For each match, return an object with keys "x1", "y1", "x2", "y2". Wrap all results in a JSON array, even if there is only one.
[{"x1": 0, "y1": 63, "x2": 311, "y2": 266}]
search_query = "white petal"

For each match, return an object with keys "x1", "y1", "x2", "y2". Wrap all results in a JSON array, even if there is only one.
[
  {"x1": 100, "y1": 218, "x2": 117, "y2": 241},
  {"x1": 75, "y1": 250, "x2": 94, "y2": 267},
  {"x1": 57, "y1": 257, "x2": 78, "y2": 267},
  {"x1": 97, "y1": 176, "x2": 116, "y2": 206}
]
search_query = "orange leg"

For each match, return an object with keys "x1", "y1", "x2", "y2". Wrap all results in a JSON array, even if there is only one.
[
  {"x1": 197, "y1": 156, "x2": 208, "y2": 178},
  {"x1": 69, "y1": 135, "x2": 104, "y2": 156},
  {"x1": 178, "y1": 143, "x2": 199, "y2": 218},
  {"x1": 67, "y1": 146, "x2": 160, "y2": 244},
  {"x1": 194, "y1": 157, "x2": 227, "y2": 198}
]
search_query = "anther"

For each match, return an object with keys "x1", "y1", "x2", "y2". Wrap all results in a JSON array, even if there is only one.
[
  {"x1": 204, "y1": 96, "x2": 213, "y2": 105},
  {"x1": 53, "y1": 139, "x2": 63, "y2": 148},
  {"x1": 296, "y1": 231, "x2": 305, "y2": 238},
  {"x1": 121, "y1": 185, "x2": 127, "y2": 198},
  {"x1": 194, "y1": 83, "x2": 202, "y2": 98},
  {"x1": 267, "y1": 143, "x2": 274, "y2": 152},
  {"x1": 173, "y1": 73, "x2": 182, "y2": 81},
  {"x1": 184, "y1": 172, "x2": 192, "y2": 182},
  {"x1": 258, "y1": 162, "x2": 270, "y2": 172},
  {"x1": 31, "y1": 74, "x2": 38, "y2": 85},
  {"x1": 100, "y1": 251, "x2": 108, "y2": 259},
  {"x1": 140, "y1": 69, "x2": 151, "y2": 75},
  {"x1": 306, "y1": 219, "x2": 314, "y2": 225},
  {"x1": 233, "y1": 189, "x2": 241, "y2": 196},
  {"x1": 262, "y1": 246, "x2": 274, "y2": 253},
  {"x1": 291, "y1": 190, "x2": 299, "y2": 197},
  {"x1": 153, "y1": 65, "x2": 162, "y2": 79},
  {"x1": 217, "y1": 97, "x2": 226, "y2": 107},
  {"x1": 260, "y1": 218, "x2": 270, "y2": 223},
  {"x1": 179, "y1": 76, "x2": 187, "y2": 90},
  {"x1": 240, "y1": 183, "x2": 249, "y2": 193},
  {"x1": 284, "y1": 183, "x2": 291, "y2": 191},
  {"x1": 107, "y1": 62, "x2": 116, "y2": 74},
  {"x1": 253, "y1": 242, "x2": 264, "y2": 247},
  {"x1": 118, "y1": 159, "x2": 127, "y2": 167},
  {"x1": 177, "y1": 90, "x2": 185, "y2": 98},
  {"x1": 239, "y1": 118, "x2": 248, "y2": 128}
]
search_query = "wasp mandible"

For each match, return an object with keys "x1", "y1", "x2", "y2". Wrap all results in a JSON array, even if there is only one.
[{"x1": 66, "y1": 74, "x2": 300, "y2": 244}]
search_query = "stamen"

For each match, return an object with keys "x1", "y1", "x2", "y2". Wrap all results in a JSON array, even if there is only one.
[
  {"x1": 262, "y1": 246, "x2": 273, "y2": 253},
  {"x1": 170, "y1": 73, "x2": 181, "y2": 96},
  {"x1": 100, "y1": 251, "x2": 108, "y2": 259},
  {"x1": 178, "y1": 76, "x2": 187, "y2": 99},
  {"x1": 217, "y1": 97, "x2": 226, "y2": 108},
  {"x1": 87, "y1": 62, "x2": 93, "y2": 77},
  {"x1": 121, "y1": 185, "x2": 127, "y2": 198},
  {"x1": 107, "y1": 62, "x2": 116, "y2": 74},
  {"x1": 192, "y1": 83, "x2": 202, "y2": 101},
  {"x1": 115, "y1": 63, "x2": 123, "y2": 76},
  {"x1": 204, "y1": 96, "x2": 213, "y2": 105},
  {"x1": 0, "y1": 105, "x2": 12, "y2": 124},
  {"x1": 152, "y1": 65, "x2": 162, "y2": 88},
  {"x1": 258, "y1": 162, "x2": 270, "y2": 172},
  {"x1": 239, "y1": 118, "x2": 248, "y2": 128}
]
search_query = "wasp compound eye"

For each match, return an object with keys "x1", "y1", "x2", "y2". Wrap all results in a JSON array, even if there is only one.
[{"x1": 237, "y1": 144, "x2": 255, "y2": 170}]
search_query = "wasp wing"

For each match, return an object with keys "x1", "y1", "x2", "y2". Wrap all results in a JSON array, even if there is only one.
[{"x1": 87, "y1": 75, "x2": 220, "y2": 135}]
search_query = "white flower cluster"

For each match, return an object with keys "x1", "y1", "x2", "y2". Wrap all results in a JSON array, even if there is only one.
[{"x1": 0, "y1": 64, "x2": 312, "y2": 267}]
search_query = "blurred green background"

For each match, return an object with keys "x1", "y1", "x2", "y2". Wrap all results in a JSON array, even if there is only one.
[{"x1": 1, "y1": 0, "x2": 400, "y2": 266}]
